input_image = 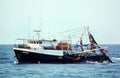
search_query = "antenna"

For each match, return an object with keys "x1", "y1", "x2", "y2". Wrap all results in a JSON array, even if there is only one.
[
  {"x1": 28, "y1": 16, "x2": 30, "y2": 39},
  {"x1": 33, "y1": 30, "x2": 41, "y2": 40},
  {"x1": 39, "y1": 16, "x2": 41, "y2": 30}
]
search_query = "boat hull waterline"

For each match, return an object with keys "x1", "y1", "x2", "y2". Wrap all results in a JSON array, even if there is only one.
[{"x1": 14, "y1": 49, "x2": 111, "y2": 64}]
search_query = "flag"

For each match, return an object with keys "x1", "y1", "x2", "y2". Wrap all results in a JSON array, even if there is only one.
[
  {"x1": 88, "y1": 32, "x2": 98, "y2": 45},
  {"x1": 88, "y1": 32, "x2": 99, "y2": 50}
]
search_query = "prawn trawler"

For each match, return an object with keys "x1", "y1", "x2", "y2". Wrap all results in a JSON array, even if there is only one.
[{"x1": 13, "y1": 27, "x2": 112, "y2": 64}]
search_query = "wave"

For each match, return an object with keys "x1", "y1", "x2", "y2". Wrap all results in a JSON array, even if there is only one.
[
  {"x1": 0, "y1": 57, "x2": 10, "y2": 60},
  {"x1": 111, "y1": 57, "x2": 120, "y2": 61},
  {"x1": 14, "y1": 61, "x2": 18, "y2": 64},
  {"x1": 86, "y1": 61, "x2": 99, "y2": 64},
  {"x1": 0, "y1": 57, "x2": 14, "y2": 64}
]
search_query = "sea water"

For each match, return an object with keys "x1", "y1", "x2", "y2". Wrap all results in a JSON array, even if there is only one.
[{"x1": 0, "y1": 45, "x2": 120, "y2": 78}]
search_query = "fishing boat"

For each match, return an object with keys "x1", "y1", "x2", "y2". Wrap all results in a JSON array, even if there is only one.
[{"x1": 13, "y1": 27, "x2": 112, "y2": 64}]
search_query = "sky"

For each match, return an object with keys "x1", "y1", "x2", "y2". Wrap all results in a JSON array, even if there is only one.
[{"x1": 0, "y1": 0, "x2": 120, "y2": 44}]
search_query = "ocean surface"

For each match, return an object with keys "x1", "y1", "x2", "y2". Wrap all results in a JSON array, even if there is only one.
[{"x1": 0, "y1": 44, "x2": 120, "y2": 78}]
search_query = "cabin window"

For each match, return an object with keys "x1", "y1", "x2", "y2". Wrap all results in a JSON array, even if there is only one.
[
  {"x1": 37, "y1": 41, "x2": 38, "y2": 44},
  {"x1": 39, "y1": 41, "x2": 42, "y2": 44},
  {"x1": 53, "y1": 39, "x2": 57, "y2": 42}
]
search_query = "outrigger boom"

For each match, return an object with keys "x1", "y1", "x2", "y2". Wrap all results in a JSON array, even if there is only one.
[{"x1": 70, "y1": 48, "x2": 105, "y2": 54}]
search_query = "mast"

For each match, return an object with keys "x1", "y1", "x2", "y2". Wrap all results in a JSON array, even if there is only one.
[
  {"x1": 80, "y1": 36, "x2": 84, "y2": 51},
  {"x1": 87, "y1": 27, "x2": 110, "y2": 55}
]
